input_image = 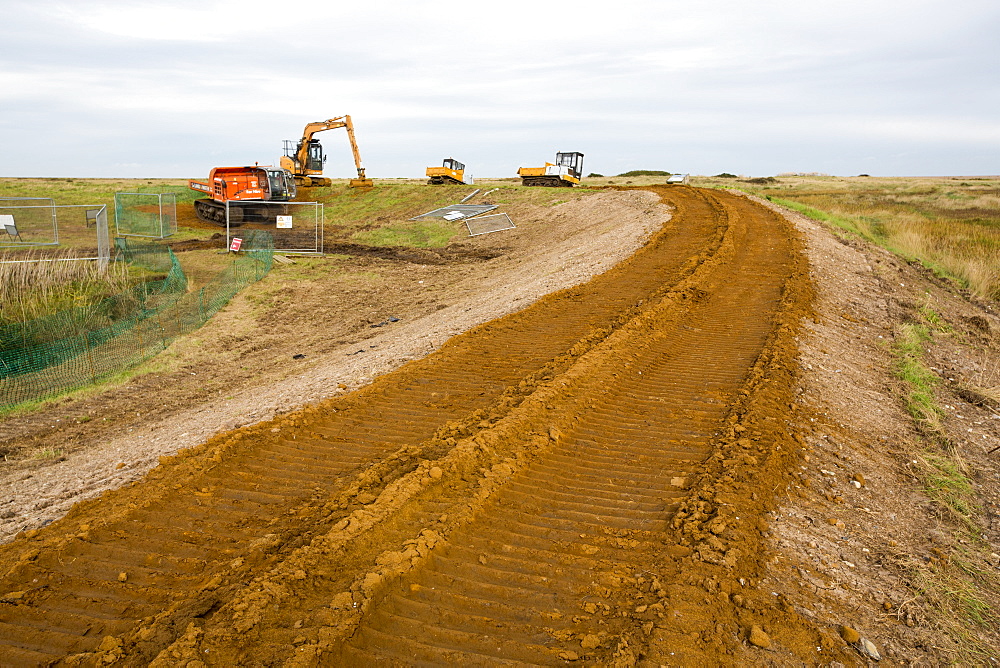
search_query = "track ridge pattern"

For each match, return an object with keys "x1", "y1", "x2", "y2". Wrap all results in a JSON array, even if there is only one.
[
  {"x1": 0, "y1": 187, "x2": 800, "y2": 666},
  {"x1": 330, "y1": 188, "x2": 794, "y2": 665}
]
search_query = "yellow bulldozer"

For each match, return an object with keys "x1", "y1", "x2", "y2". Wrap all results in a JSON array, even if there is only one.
[
  {"x1": 426, "y1": 158, "x2": 468, "y2": 185},
  {"x1": 517, "y1": 151, "x2": 584, "y2": 187},
  {"x1": 280, "y1": 115, "x2": 373, "y2": 188}
]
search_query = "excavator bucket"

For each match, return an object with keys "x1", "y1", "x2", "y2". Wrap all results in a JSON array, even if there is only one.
[{"x1": 349, "y1": 178, "x2": 374, "y2": 188}]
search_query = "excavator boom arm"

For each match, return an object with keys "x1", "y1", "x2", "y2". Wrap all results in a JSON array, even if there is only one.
[
  {"x1": 293, "y1": 115, "x2": 366, "y2": 180},
  {"x1": 342, "y1": 115, "x2": 367, "y2": 180}
]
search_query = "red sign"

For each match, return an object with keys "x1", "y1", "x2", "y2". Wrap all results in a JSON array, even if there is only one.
[{"x1": 229, "y1": 237, "x2": 243, "y2": 252}]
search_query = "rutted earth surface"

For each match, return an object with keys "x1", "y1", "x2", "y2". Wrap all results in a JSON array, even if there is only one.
[{"x1": 1, "y1": 184, "x2": 998, "y2": 665}]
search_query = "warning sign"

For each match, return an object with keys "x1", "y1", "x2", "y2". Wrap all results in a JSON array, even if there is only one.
[
  {"x1": 276, "y1": 215, "x2": 293, "y2": 229},
  {"x1": 229, "y1": 237, "x2": 243, "y2": 252}
]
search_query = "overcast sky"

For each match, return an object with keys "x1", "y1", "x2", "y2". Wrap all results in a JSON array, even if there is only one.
[{"x1": 2, "y1": 0, "x2": 998, "y2": 179}]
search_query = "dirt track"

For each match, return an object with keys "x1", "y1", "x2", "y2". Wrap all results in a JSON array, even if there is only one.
[{"x1": 0, "y1": 187, "x2": 832, "y2": 665}]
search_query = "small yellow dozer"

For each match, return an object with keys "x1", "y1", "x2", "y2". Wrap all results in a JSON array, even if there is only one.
[
  {"x1": 517, "y1": 152, "x2": 584, "y2": 187},
  {"x1": 426, "y1": 158, "x2": 467, "y2": 185}
]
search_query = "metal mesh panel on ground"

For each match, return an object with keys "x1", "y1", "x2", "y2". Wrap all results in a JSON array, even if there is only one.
[
  {"x1": 410, "y1": 204, "x2": 498, "y2": 221},
  {"x1": 227, "y1": 201, "x2": 323, "y2": 254},
  {"x1": 0, "y1": 231, "x2": 273, "y2": 407},
  {"x1": 466, "y1": 213, "x2": 516, "y2": 236},
  {"x1": 115, "y1": 193, "x2": 178, "y2": 239}
]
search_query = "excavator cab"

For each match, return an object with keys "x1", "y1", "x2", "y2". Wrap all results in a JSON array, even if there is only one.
[
  {"x1": 304, "y1": 140, "x2": 325, "y2": 172},
  {"x1": 283, "y1": 139, "x2": 326, "y2": 173},
  {"x1": 555, "y1": 152, "x2": 584, "y2": 180}
]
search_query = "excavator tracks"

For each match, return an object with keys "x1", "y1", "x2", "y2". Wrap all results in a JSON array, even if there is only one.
[{"x1": 0, "y1": 186, "x2": 806, "y2": 666}]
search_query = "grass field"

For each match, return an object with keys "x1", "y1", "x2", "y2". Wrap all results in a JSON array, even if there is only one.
[
  {"x1": 0, "y1": 177, "x2": 599, "y2": 327},
  {"x1": 692, "y1": 174, "x2": 1000, "y2": 300},
  {"x1": 4, "y1": 174, "x2": 996, "y2": 310}
]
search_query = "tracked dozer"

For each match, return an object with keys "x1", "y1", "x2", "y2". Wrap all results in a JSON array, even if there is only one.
[
  {"x1": 518, "y1": 151, "x2": 584, "y2": 187},
  {"x1": 188, "y1": 165, "x2": 296, "y2": 226},
  {"x1": 426, "y1": 158, "x2": 468, "y2": 185}
]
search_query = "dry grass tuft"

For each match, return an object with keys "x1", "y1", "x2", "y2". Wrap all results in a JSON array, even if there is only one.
[
  {"x1": 698, "y1": 176, "x2": 1000, "y2": 300},
  {"x1": 0, "y1": 250, "x2": 133, "y2": 325}
]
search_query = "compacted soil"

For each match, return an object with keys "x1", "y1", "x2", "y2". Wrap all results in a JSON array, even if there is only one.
[{"x1": 1, "y1": 184, "x2": 998, "y2": 666}]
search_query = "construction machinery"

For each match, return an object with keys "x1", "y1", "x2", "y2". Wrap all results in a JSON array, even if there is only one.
[
  {"x1": 517, "y1": 152, "x2": 584, "y2": 187},
  {"x1": 280, "y1": 115, "x2": 373, "y2": 188},
  {"x1": 426, "y1": 158, "x2": 468, "y2": 185},
  {"x1": 188, "y1": 165, "x2": 297, "y2": 225}
]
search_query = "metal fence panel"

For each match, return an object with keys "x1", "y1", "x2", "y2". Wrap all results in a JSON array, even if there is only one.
[
  {"x1": 0, "y1": 203, "x2": 110, "y2": 271},
  {"x1": 114, "y1": 193, "x2": 178, "y2": 239},
  {"x1": 226, "y1": 201, "x2": 323, "y2": 255},
  {"x1": 466, "y1": 213, "x2": 516, "y2": 237},
  {"x1": 410, "y1": 204, "x2": 498, "y2": 221},
  {"x1": 0, "y1": 199, "x2": 58, "y2": 247}
]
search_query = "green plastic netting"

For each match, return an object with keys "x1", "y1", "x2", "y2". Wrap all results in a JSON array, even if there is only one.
[{"x1": 1, "y1": 232, "x2": 273, "y2": 408}]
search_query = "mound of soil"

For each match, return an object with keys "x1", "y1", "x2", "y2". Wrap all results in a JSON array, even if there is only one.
[
  {"x1": 0, "y1": 189, "x2": 667, "y2": 542},
  {"x1": 2, "y1": 185, "x2": 998, "y2": 663}
]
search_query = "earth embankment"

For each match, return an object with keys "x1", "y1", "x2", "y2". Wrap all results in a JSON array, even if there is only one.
[{"x1": 0, "y1": 187, "x2": 824, "y2": 665}]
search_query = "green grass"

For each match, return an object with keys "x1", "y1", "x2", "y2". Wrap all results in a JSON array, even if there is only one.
[
  {"x1": 918, "y1": 299, "x2": 953, "y2": 334},
  {"x1": 892, "y1": 320, "x2": 980, "y2": 525},
  {"x1": 913, "y1": 564, "x2": 997, "y2": 663},
  {"x1": 2, "y1": 177, "x2": 595, "y2": 253},
  {"x1": 616, "y1": 170, "x2": 673, "y2": 177},
  {"x1": 32, "y1": 448, "x2": 63, "y2": 459},
  {"x1": 352, "y1": 220, "x2": 459, "y2": 248},
  {"x1": 0, "y1": 351, "x2": 182, "y2": 418},
  {"x1": 894, "y1": 323, "x2": 943, "y2": 430},
  {"x1": 312, "y1": 182, "x2": 470, "y2": 233},
  {"x1": 920, "y1": 453, "x2": 978, "y2": 523},
  {"x1": 0, "y1": 177, "x2": 193, "y2": 208},
  {"x1": 768, "y1": 197, "x2": 879, "y2": 242}
]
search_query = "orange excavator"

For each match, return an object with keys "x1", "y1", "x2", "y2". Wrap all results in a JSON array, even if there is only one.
[{"x1": 280, "y1": 115, "x2": 373, "y2": 188}]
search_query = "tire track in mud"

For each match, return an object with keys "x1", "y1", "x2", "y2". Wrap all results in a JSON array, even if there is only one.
[
  {"x1": 328, "y1": 190, "x2": 796, "y2": 665},
  {"x1": 0, "y1": 187, "x2": 738, "y2": 665}
]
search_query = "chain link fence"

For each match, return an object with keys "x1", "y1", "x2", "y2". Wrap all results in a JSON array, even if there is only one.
[
  {"x1": 115, "y1": 192, "x2": 177, "y2": 239},
  {"x1": 226, "y1": 200, "x2": 324, "y2": 255},
  {"x1": 1, "y1": 231, "x2": 273, "y2": 408},
  {"x1": 1, "y1": 201, "x2": 110, "y2": 269}
]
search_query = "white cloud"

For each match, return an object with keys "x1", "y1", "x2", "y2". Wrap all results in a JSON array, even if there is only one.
[{"x1": 1, "y1": 0, "x2": 997, "y2": 177}]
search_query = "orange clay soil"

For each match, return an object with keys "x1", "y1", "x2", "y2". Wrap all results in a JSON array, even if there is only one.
[
  {"x1": 0, "y1": 187, "x2": 835, "y2": 665},
  {"x1": 4, "y1": 184, "x2": 998, "y2": 666}
]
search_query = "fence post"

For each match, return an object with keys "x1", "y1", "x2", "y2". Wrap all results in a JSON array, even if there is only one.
[
  {"x1": 156, "y1": 312, "x2": 169, "y2": 350},
  {"x1": 136, "y1": 313, "x2": 145, "y2": 355},
  {"x1": 84, "y1": 331, "x2": 97, "y2": 385}
]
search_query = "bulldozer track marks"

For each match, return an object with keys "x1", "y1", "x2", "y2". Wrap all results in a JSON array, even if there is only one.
[{"x1": 0, "y1": 186, "x2": 802, "y2": 666}]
